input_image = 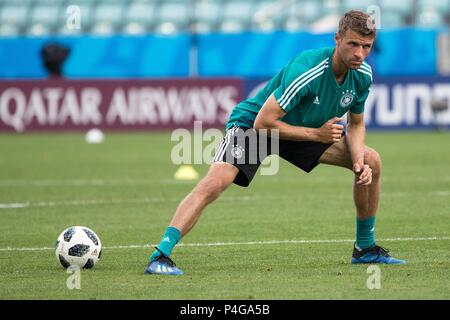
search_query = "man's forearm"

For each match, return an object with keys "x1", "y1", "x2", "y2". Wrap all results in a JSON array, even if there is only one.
[
  {"x1": 255, "y1": 119, "x2": 318, "y2": 142},
  {"x1": 346, "y1": 123, "x2": 366, "y2": 165}
]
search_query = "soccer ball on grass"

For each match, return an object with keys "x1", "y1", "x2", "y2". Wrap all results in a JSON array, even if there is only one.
[{"x1": 55, "y1": 226, "x2": 102, "y2": 269}]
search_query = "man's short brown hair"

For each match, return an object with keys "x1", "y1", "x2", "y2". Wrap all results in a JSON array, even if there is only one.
[{"x1": 339, "y1": 10, "x2": 376, "y2": 38}]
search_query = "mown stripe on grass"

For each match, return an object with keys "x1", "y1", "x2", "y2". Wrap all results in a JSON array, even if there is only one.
[
  {"x1": 1, "y1": 190, "x2": 449, "y2": 210},
  {"x1": 0, "y1": 175, "x2": 450, "y2": 187}
]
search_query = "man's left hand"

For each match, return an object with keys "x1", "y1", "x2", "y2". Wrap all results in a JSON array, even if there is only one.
[{"x1": 353, "y1": 163, "x2": 372, "y2": 186}]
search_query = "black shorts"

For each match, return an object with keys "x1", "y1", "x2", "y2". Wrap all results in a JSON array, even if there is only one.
[{"x1": 212, "y1": 126, "x2": 334, "y2": 187}]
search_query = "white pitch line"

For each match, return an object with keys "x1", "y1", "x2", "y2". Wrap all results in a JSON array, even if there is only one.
[
  {"x1": 0, "y1": 195, "x2": 260, "y2": 210},
  {"x1": 0, "y1": 236, "x2": 448, "y2": 252},
  {"x1": 0, "y1": 179, "x2": 153, "y2": 187},
  {"x1": 432, "y1": 191, "x2": 450, "y2": 196},
  {"x1": 0, "y1": 178, "x2": 195, "y2": 187},
  {"x1": 0, "y1": 203, "x2": 29, "y2": 209}
]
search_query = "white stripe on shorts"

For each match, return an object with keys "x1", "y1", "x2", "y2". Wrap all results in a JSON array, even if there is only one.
[
  {"x1": 213, "y1": 129, "x2": 230, "y2": 162},
  {"x1": 213, "y1": 127, "x2": 237, "y2": 162}
]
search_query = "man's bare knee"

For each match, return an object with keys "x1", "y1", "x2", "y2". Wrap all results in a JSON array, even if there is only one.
[
  {"x1": 193, "y1": 163, "x2": 238, "y2": 203},
  {"x1": 194, "y1": 177, "x2": 224, "y2": 202},
  {"x1": 365, "y1": 148, "x2": 382, "y2": 178}
]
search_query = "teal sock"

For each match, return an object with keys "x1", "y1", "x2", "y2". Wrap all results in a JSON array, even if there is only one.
[
  {"x1": 150, "y1": 226, "x2": 181, "y2": 261},
  {"x1": 356, "y1": 216, "x2": 376, "y2": 249}
]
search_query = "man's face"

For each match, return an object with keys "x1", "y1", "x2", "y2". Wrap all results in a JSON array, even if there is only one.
[{"x1": 335, "y1": 29, "x2": 374, "y2": 69}]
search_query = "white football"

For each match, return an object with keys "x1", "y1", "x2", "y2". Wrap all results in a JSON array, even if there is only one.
[
  {"x1": 55, "y1": 226, "x2": 102, "y2": 269},
  {"x1": 85, "y1": 128, "x2": 105, "y2": 144}
]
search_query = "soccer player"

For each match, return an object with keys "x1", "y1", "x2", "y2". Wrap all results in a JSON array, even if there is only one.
[{"x1": 145, "y1": 10, "x2": 405, "y2": 275}]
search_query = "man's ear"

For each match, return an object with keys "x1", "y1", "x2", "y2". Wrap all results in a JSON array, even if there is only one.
[{"x1": 334, "y1": 32, "x2": 340, "y2": 45}]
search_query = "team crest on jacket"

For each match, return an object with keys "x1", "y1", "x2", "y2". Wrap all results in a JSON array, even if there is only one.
[
  {"x1": 340, "y1": 90, "x2": 355, "y2": 108},
  {"x1": 231, "y1": 145, "x2": 245, "y2": 159}
]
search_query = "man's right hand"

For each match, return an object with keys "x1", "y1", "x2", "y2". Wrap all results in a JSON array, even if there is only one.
[{"x1": 314, "y1": 117, "x2": 344, "y2": 143}]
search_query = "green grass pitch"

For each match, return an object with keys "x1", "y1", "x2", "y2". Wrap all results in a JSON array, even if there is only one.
[{"x1": 0, "y1": 131, "x2": 449, "y2": 299}]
